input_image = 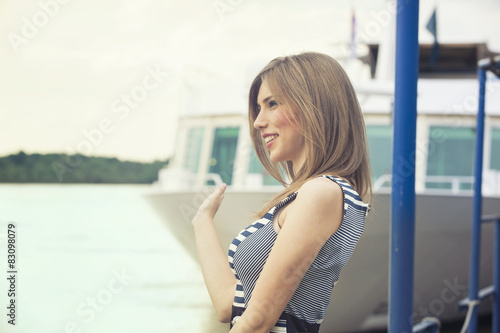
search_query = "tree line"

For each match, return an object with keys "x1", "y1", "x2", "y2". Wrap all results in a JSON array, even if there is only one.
[{"x1": 0, "y1": 151, "x2": 169, "y2": 183}]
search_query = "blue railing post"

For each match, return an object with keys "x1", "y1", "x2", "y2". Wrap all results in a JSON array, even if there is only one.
[
  {"x1": 494, "y1": 219, "x2": 500, "y2": 333},
  {"x1": 467, "y1": 67, "x2": 487, "y2": 333},
  {"x1": 390, "y1": 0, "x2": 419, "y2": 332}
]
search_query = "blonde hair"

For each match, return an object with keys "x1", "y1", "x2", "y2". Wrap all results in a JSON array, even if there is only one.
[{"x1": 249, "y1": 52, "x2": 372, "y2": 218}]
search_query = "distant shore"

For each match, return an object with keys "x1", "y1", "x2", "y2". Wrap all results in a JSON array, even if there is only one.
[{"x1": 0, "y1": 151, "x2": 169, "y2": 184}]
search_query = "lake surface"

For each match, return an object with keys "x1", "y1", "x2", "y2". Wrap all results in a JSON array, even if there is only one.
[
  {"x1": 0, "y1": 184, "x2": 227, "y2": 333},
  {"x1": 0, "y1": 184, "x2": 494, "y2": 333}
]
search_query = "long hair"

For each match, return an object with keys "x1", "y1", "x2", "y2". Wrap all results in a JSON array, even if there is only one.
[{"x1": 248, "y1": 52, "x2": 372, "y2": 218}]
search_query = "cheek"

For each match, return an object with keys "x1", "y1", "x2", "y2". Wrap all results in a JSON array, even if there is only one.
[
  {"x1": 276, "y1": 112, "x2": 304, "y2": 146},
  {"x1": 275, "y1": 110, "x2": 294, "y2": 128},
  {"x1": 276, "y1": 109, "x2": 304, "y2": 140}
]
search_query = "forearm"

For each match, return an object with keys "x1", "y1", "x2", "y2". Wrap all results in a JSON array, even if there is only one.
[
  {"x1": 228, "y1": 262, "x2": 303, "y2": 333},
  {"x1": 193, "y1": 215, "x2": 236, "y2": 321},
  {"x1": 229, "y1": 313, "x2": 273, "y2": 333}
]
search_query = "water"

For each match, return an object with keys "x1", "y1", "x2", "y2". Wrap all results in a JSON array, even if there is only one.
[
  {"x1": 0, "y1": 184, "x2": 227, "y2": 333},
  {"x1": 0, "y1": 185, "x2": 494, "y2": 333}
]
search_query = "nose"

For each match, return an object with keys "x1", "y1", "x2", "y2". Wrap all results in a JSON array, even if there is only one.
[{"x1": 253, "y1": 110, "x2": 267, "y2": 130}]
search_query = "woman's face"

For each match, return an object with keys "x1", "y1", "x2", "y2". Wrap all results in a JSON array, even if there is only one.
[{"x1": 254, "y1": 80, "x2": 306, "y2": 171}]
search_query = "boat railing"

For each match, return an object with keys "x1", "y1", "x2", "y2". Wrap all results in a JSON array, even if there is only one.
[
  {"x1": 201, "y1": 173, "x2": 224, "y2": 187},
  {"x1": 373, "y1": 174, "x2": 392, "y2": 191},
  {"x1": 458, "y1": 213, "x2": 500, "y2": 333},
  {"x1": 423, "y1": 175, "x2": 474, "y2": 194},
  {"x1": 153, "y1": 166, "x2": 223, "y2": 190},
  {"x1": 373, "y1": 173, "x2": 500, "y2": 196},
  {"x1": 373, "y1": 174, "x2": 475, "y2": 194},
  {"x1": 389, "y1": 7, "x2": 499, "y2": 331},
  {"x1": 458, "y1": 55, "x2": 500, "y2": 333}
]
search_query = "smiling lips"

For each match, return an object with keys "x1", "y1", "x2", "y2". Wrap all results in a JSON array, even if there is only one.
[
  {"x1": 264, "y1": 134, "x2": 279, "y2": 144},
  {"x1": 263, "y1": 134, "x2": 279, "y2": 149}
]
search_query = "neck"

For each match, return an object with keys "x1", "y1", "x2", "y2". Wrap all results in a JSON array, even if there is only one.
[{"x1": 292, "y1": 158, "x2": 305, "y2": 176}]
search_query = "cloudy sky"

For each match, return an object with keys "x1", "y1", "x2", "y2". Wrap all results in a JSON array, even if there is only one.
[{"x1": 1, "y1": 0, "x2": 499, "y2": 162}]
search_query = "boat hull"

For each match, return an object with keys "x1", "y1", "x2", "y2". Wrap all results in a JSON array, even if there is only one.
[{"x1": 144, "y1": 189, "x2": 498, "y2": 332}]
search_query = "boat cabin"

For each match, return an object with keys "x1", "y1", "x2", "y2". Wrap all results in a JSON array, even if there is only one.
[{"x1": 158, "y1": 43, "x2": 500, "y2": 196}]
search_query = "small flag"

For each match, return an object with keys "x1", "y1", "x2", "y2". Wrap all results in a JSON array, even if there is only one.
[
  {"x1": 426, "y1": 8, "x2": 439, "y2": 68},
  {"x1": 350, "y1": 9, "x2": 356, "y2": 59}
]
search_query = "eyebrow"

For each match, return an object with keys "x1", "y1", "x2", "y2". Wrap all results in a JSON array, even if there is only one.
[{"x1": 257, "y1": 95, "x2": 273, "y2": 106}]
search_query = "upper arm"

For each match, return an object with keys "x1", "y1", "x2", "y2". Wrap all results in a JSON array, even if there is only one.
[{"x1": 230, "y1": 177, "x2": 343, "y2": 332}]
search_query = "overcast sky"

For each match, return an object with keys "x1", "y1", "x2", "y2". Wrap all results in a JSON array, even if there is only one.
[{"x1": 1, "y1": 0, "x2": 499, "y2": 162}]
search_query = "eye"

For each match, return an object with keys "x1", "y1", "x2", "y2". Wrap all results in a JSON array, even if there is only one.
[{"x1": 268, "y1": 100, "x2": 278, "y2": 109}]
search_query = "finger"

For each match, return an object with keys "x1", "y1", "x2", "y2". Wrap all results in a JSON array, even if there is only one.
[
  {"x1": 213, "y1": 183, "x2": 227, "y2": 197},
  {"x1": 215, "y1": 185, "x2": 226, "y2": 202},
  {"x1": 210, "y1": 185, "x2": 222, "y2": 196}
]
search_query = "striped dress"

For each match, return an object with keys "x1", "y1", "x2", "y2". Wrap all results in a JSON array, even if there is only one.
[{"x1": 227, "y1": 175, "x2": 370, "y2": 333}]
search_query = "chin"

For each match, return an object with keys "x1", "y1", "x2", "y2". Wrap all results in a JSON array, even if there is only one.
[{"x1": 269, "y1": 153, "x2": 286, "y2": 163}]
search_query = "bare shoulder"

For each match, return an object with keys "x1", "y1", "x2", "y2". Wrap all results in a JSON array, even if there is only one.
[
  {"x1": 297, "y1": 176, "x2": 343, "y2": 204},
  {"x1": 282, "y1": 176, "x2": 343, "y2": 235}
]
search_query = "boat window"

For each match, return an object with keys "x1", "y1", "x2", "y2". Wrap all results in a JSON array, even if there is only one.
[
  {"x1": 426, "y1": 126, "x2": 475, "y2": 191},
  {"x1": 208, "y1": 127, "x2": 239, "y2": 185},
  {"x1": 366, "y1": 125, "x2": 392, "y2": 188},
  {"x1": 248, "y1": 149, "x2": 280, "y2": 186},
  {"x1": 184, "y1": 127, "x2": 205, "y2": 174},
  {"x1": 491, "y1": 127, "x2": 500, "y2": 171}
]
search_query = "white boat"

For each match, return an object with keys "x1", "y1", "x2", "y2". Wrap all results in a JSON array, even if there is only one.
[{"x1": 145, "y1": 42, "x2": 500, "y2": 332}]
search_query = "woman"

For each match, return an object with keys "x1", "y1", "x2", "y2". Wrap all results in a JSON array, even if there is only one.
[{"x1": 192, "y1": 52, "x2": 372, "y2": 333}]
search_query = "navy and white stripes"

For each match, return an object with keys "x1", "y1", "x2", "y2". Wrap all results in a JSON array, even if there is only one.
[{"x1": 228, "y1": 175, "x2": 369, "y2": 332}]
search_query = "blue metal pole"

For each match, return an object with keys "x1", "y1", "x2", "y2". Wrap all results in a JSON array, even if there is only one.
[
  {"x1": 468, "y1": 68, "x2": 486, "y2": 333},
  {"x1": 494, "y1": 219, "x2": 500, "y2": 333},
  {"x1": 390, "y1": 0, "x2": 419, "y2": 332}
]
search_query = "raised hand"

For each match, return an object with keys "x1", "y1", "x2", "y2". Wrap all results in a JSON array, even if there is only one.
[{"x1": 192, "y1": 183, "x2": 227, "y2": 226}]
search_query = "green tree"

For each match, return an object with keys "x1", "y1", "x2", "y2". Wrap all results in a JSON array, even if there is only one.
[{"x1": 0, "y1": 151, "x2": 169, "y2": 184}]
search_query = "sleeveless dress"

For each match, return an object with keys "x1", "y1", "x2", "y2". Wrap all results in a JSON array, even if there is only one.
[{"x1": 227, "y1": 175, "x2": 370, "y2": 332}]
